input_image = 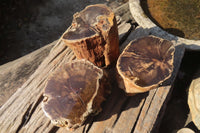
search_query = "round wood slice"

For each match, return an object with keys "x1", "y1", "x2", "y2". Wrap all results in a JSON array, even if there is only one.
[
  {"x1": 117, "y1": 35, "x2": 175, "y2": 95},
  {"x1": 62, "y1": 4, "x2": 119, "y2": 67},
  {"x1": 42, "y1": 59, "x2": 110, "y2": 130}
]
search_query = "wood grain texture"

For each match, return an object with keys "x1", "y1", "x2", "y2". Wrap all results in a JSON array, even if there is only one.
[
  {"x1": 0, "y1": 42, "x2": 55, "y2": 107},
  {"x1": 0, "y1": 21, "x2": 184, "y2": 133}
]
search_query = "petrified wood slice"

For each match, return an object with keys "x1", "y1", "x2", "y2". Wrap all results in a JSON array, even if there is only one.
[
  {"x1": 117, "y1": 35, "x2": 175, "y2": 95},
  {"x1": 42, "y1": 59, "x2": 110, "y2": 130},
  {"x1": 62, "y1": 4, "x2": 119, "y2": 67},
  {"x1": 188, "y1": 76, "x2": 200, "y2": 130}
]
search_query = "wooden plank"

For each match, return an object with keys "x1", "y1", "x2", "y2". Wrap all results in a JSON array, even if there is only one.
[
  {"x1": 0, "y1": 23, "x2": 184, "y2": 133},
  {"x1": 133, "y1": 45, "x2": 185, "y2": 133}
]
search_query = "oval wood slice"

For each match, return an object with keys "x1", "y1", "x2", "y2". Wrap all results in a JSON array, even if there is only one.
[
  {"x1": 62, "y1": 4, "x2": 119, "y2": 67},
  {"x1": 117, "y1": 35, "x2": 175, "y2": 95},
  {"x1": 42, "y1": 59, "x2": 110, "y2": 130}
]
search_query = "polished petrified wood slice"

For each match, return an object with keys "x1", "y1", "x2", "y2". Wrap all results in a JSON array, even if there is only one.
[
  {"x1": 62, "y1": 4, "x2": 119, "y2": 67},
  {"x1": 188, "y1": 76, "x2": 200, "y2": 130},
  {"x1": 117, "y1": 35, "x2": 175, "y2": 95},
  {"x1": 42, "y1": 59, "x2": 110, "y2": 130}
]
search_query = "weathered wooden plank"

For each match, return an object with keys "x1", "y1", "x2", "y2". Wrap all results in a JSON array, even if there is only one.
[
  {"x1": 56, "y1": 27, "x2": 148, "y2": 133},
  {"x1": 113, "y1": 2, "x2": 135, "y2": 23},
  {"x1": 77, "y1": 29, "x2": 185, "y2": 133},
  {"x1": 0, "y1": 2, "x2": 132, "y2": 107},
  {"x1": 0, "y1": 42, "x2": 55, "y2": 107},
  {"x1": 111, "y1": 93, "x2": 147, "y2": 133},
  {"x1": 0, "y1": 22, "x2": 132, "y2": 133},
  {"x1": 0, "y1": 35, "x2": 75, "y2": 132},
  {"x1": 0, "y1": 25, "x2": 184, "y2": 133},
  {"x1": 56, "y1": 27, "x2": 185, "y2": 133}
]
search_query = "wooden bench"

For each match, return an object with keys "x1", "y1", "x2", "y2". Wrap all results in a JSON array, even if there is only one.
[{"x1": 0, "y1": 4, "x2": 185, "y2": 133}]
